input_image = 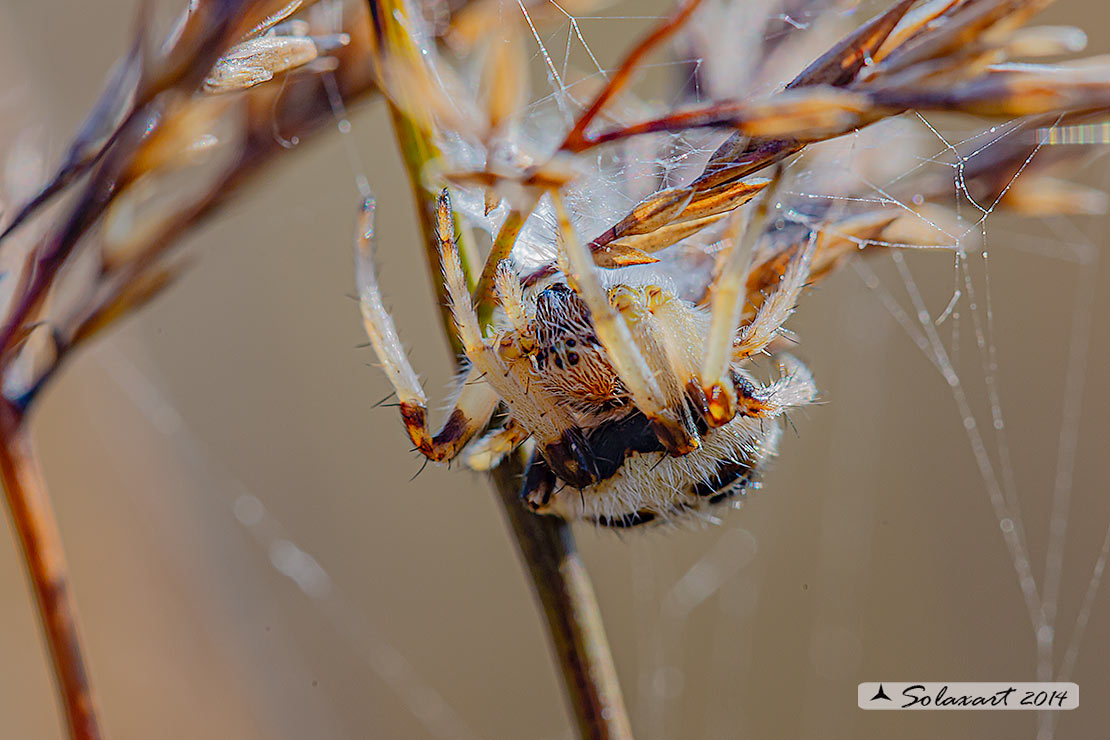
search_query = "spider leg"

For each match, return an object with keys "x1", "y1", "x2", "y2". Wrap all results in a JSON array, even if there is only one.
[
  {"x1": 733, "y1": 234, "x2": 815, "y2": 363},
  {"x1": 699, "y1": 200, "x2": 763, "y2": 425},
  {"x1": 551, "y1": 190, "x2": 700, "y2": 456},
  {"x1": 698, "y1": 211, "x2": 816, "y2": 427},
  {"x1": 723, "y1": 358, "x2": 817, "y2": 421},
  {"x1": 492, "y1": 259, "x2": 529, "y2": 334},
  {"x1": 744, "y1": 210, "x2": 896, "y2": 314},
  {"x1": 472, "y1": 206, "x2": 531, "y2": 320},
  {"x1": 698, "y1": 172, "x2": 814, "y2": 426},
  {"x1": 466, "y1": 420, "x2": 528, "y2": 472},
  {"x1": 706, "y1": 236, "x2": 814, "y2": 427},
  {"x1": 354, "y1": 197, "x2": 498, "y2": 462},
  {"x1": 436, "y1": 190, "x2": 600, "y2": 486},
  {"x1": 519, "y1": 448, "x2": 558, "y2": 512},
  {"x1": 697, "y1": 208, "x2": 896, "y2": 425},
  {"x1": 765, "y1": 355, "x2": 818, "y2": 417}
]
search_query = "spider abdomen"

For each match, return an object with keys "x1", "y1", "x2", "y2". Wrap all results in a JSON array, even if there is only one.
[{"x1": 526, "y1": 409, "x2": 783, "y2": 528}]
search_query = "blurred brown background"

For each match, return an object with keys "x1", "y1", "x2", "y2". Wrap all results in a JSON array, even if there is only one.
[{"x1": 1, "y1": 1, "x2": 1108, "y2": 739}]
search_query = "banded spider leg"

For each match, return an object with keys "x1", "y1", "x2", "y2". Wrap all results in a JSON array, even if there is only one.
[
  {"x1": 354, "y1": 196, "x2": 498, "y2": 463},
  {"x1": 356, "y1": 191, "x2": 616, "y2": 489},
  {"x1": 550, "y1": 185, "x2": 818, "y2": 459}
]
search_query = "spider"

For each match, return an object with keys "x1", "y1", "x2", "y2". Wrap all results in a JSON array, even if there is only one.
[
  {"x1": 354, "y1": 181, "x2": 836, "y2": 527},
  {"x1": 351, "y1": 0, "x2": 922, "y2": 527}
]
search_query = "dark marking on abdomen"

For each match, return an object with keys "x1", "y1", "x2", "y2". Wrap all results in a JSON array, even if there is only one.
[
  {"x1": 691, "y1": 458, "x2": 761, "y2": 505},
  {"x1": 585, "y1": 411, "x2": 665, "y2": 482}
]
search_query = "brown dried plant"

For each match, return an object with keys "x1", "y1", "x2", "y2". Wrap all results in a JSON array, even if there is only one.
[{"x1": 0, "y1": 1, "x2": 1107, "y2": 739}]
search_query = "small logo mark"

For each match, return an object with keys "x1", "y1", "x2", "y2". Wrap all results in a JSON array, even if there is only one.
[{"x1": 870, "y1": 684, "x2": 892, "y2": 702}]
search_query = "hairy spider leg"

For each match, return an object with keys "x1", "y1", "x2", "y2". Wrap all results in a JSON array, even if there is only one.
[
  {"x1": 466, "y1": 421, "x2": 529, "y2": 472},
  {"x1": 472, "y1": 207, "x2": 530, "y2": 318},
  {"x1": 550, "y1": 190, "x2": 700, "y2": 456},
  {"x1": 694, "y1": 169, "x2": 810, "y2": 426},
  {"x1": 697, "y1": 207, "x2": 904, "y2": 427},
  {"x1": 354, "y1": 196, "x2": 498, "y2": 462},
  {"x1": 699, "y1": 180, "x2": 770, "y2": 425},
  {"x1": 492, "y1": 259, "x2": 529, "y2": 333},
  {"x1": 435, "y1": 190, "x2": 603, "y2": 487},
  {"x1": 733, "y1": 233, "x2": 815, "y2": 363},
  {"x1": 743, "y1": 210, "x2": 897, "y2": 316},
  {"x1": 605, "y1": 283, "x2": 702, "y2": 450},
  {"x1": 518, "y1": 448, "x2": 558, "y2": 511}
]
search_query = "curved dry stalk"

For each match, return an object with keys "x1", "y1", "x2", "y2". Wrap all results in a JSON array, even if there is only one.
[{"x1": 0, "y1": 403, "x2": 101, "y2": 740}]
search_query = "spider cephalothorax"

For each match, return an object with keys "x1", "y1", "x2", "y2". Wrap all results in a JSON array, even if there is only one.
[{"x1": 530, "y1": 283, "x2": 626, "y2": 417}]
